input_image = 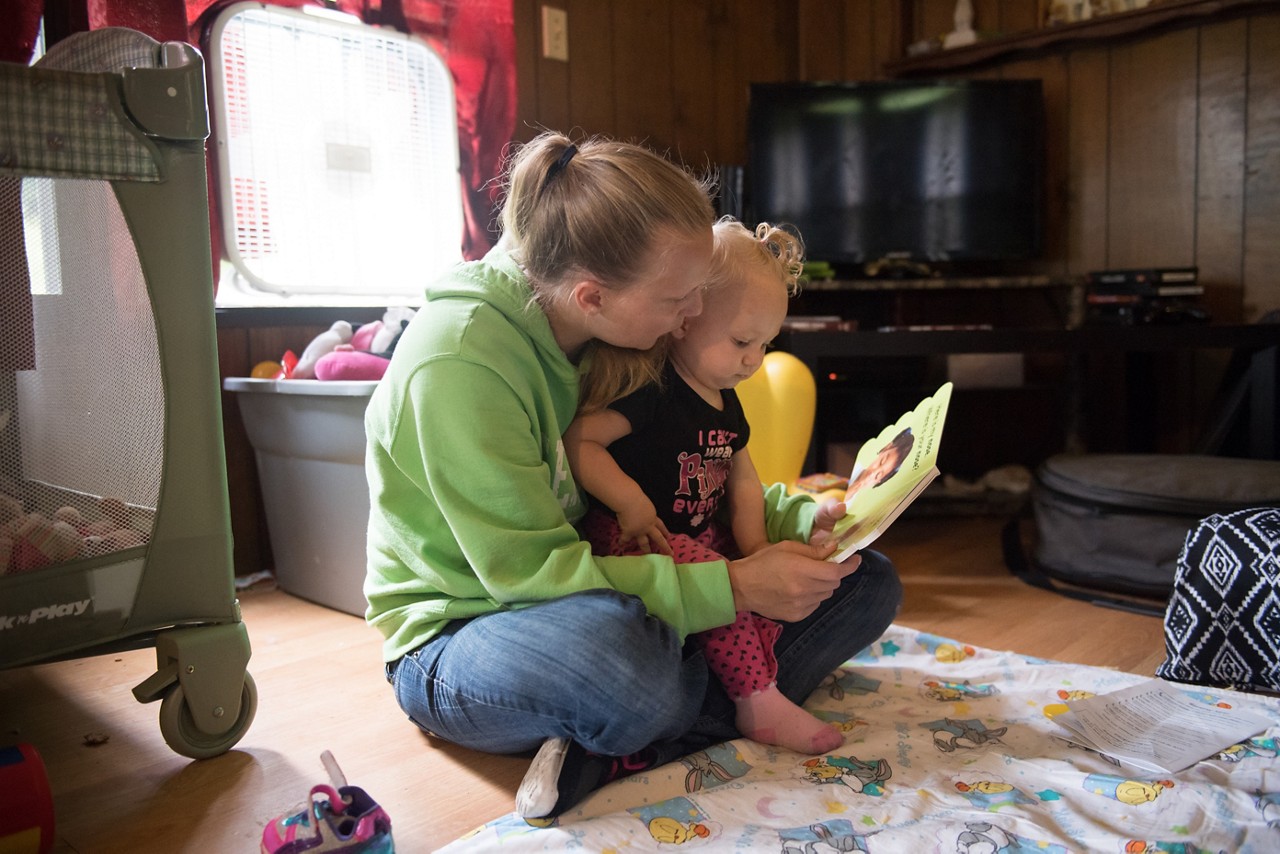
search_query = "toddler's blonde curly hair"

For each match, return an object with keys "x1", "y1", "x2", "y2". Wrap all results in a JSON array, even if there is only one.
[{"x1": 706, "y1": 218, "x2": 804, "y2": 297}]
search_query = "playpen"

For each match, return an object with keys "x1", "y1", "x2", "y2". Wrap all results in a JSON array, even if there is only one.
[{"x1": 0, "y1": 27, "x2": 254, "y2": 759}]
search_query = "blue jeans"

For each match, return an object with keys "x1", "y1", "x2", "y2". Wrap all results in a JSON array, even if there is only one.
[{"x1": 386, "y1": 549, "x2": 902, "y2": 765}]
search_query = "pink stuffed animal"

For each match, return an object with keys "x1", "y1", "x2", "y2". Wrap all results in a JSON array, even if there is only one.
[
  {"x1": 0, "y1": 494, "x2": 151, "y2": 575},
  {"x1": 311, "y1": 307, "x2": 416, "y2": 381}
]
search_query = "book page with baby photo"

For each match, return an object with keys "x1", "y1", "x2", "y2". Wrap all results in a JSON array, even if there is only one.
[{"x1": 827, "y1": 382, "x2": 953, "y2": 563}]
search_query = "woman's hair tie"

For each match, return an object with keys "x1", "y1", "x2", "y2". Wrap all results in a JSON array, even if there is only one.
[{"x1": 542, "y1": 144, "x2": 578, "y2": 191}]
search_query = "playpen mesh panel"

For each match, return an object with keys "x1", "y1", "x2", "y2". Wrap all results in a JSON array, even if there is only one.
[{"x1": 0, "y1": 175, "x2": 161, "y2": 575}]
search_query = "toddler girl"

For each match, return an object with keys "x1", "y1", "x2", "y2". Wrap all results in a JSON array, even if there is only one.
[{"x1": 565, "y1": 218, "x2": 844, "y2": 755}]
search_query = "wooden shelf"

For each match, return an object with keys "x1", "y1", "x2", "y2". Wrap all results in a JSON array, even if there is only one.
[
  {"x1": 885, "y1": 0, "x2": 1278, "y2": 77},
  {"x1": 804, "y1": 275, "x2": 1065, "y2": 292},
  {"x1": 779, "y1": 322, "x2": 1280, "y2": 357},
  {"x1": 793, "y1": 275, "x2": 1085, "y2": 331}
]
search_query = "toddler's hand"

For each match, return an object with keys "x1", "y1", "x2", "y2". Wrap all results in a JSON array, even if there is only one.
[
  {"x1": 808, "y1": 499, "x2": 847, "y2": 547},
  {"x1": 618, "y1": 502, "x2": 672, "y2": 556}
]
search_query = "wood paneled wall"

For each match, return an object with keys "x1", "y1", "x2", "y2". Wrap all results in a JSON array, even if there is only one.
[
  {"x1": 513, "y1": 0, "x2": 1280, "y2": 323},
  {"x1": 220, "y1": 0, "x2": 1279, "y2": 575}
]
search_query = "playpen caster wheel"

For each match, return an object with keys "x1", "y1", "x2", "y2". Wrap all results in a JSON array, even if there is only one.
[{"x1": 159, "y1": 673, "x2": 258, "y2": 759}]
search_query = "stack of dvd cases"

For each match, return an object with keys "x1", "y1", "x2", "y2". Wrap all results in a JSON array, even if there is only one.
[{"x1": 1085, "y1": 268, "x2": 1207, "y2": 325}]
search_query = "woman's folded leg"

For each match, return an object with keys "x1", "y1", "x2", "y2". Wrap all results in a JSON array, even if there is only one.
[{"x1": 388, "y1": 588, "x2": 708, "y2": 757}]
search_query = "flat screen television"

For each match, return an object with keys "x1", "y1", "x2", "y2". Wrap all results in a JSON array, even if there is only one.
[{"x1": 747, "y1": 79, "x2": 1045, "y2": 275}]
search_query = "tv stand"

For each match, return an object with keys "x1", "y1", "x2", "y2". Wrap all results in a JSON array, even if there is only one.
[
  {"x1": 799, "y1": 274, "x2": 1085, "y2": 330},
  {"x1": 777, "y1": 322, "x2": 1280, "y2": 470}
]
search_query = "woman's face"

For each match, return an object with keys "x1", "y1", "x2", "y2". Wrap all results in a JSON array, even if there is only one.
[{"x1": 593, "y1": 230, "x2": 713, "y2": 350}]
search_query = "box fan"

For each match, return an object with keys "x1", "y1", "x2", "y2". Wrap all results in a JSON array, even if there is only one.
[{"x1": 207, "y1": 2, "x2": 463, "y2": 304}]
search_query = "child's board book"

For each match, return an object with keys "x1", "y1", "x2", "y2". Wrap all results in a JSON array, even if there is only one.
[{"x1": 827, "y1": 382, "x2": 953, "y2": 563}]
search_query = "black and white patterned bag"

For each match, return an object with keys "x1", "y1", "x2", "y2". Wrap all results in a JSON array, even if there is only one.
[{"x1": 1158, "y1": 507, "x2": 1280, "y2": 694}]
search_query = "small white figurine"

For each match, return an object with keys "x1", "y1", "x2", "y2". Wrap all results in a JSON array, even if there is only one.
[{"x1": 944, "y1": 0, "x2": 977, "y2": 49}]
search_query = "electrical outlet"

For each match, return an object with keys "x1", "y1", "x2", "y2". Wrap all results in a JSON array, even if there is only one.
[{"x1": 541, "y1": 5, "x2": 568, "y2": 62}]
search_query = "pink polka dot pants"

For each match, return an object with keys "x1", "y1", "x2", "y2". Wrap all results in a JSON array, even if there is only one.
[{"x1": 579, "y1": 508, "x2": 781, "y2": 699}]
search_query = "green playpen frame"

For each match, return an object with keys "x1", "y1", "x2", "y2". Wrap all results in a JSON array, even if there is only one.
[{"x1": 0, "y1": 27, "x2": 255, "y2": 759}]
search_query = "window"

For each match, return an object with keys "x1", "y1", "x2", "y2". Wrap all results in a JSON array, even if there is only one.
[
  {"x1": 208, "y1": 4, "x2": 463, "y2": 307},
  {"x1": 20, "y1": 179, "x2": 62, "y2": 296},
  {"x1": 20, "y1": 20, "x2": 59, "y2": 297}
]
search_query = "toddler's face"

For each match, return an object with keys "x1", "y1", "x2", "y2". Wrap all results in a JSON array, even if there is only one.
[{"x1": 671, "y1": 267, "x2": 788, "y2": 399}]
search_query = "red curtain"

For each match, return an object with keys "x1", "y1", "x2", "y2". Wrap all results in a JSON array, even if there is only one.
[
  {"x1": 384, "y1": 1, "x2": 516, "y2": 261},
  {"x1": 0, "y1": 3, "x2": 43, "y2": 63},
  {"x1": 1, "y1": 0, "x2": 514, "y2": 274}
]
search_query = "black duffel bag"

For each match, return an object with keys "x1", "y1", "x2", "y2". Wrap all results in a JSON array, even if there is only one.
[{"x1": 1003, "y1": 454, "x2": 1280, "y2": 615}]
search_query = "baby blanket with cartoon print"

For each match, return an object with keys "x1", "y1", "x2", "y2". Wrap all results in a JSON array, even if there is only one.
[{"x1": 441, "y1": 623, "x2": 1280, "y2": 853}]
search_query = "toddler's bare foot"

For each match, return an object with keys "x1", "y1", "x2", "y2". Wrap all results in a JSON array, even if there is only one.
[{"x1": 734, "y1": 684, "x2": 844, "y2": 754}]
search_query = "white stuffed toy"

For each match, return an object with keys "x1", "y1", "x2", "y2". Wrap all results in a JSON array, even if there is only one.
[{"x1": 293, "y1": 320, "x2": 353, "y2": 379}]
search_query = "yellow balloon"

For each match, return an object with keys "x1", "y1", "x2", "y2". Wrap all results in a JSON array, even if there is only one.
[{"x1": 736, "y1": 351, "x2": 817, "y2": 488}]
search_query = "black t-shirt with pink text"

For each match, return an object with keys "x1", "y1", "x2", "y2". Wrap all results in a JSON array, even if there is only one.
[{"x1": 597, "y1": 362, "x2": 750, "y2": 538}]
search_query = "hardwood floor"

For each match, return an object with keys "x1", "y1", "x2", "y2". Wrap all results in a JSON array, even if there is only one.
[{"x1": 1, "y1": 514, "x2": 1169, "y2": 852}]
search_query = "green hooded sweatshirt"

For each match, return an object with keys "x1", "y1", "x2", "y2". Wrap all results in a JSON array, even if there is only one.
[{"x1": 364, "y1": 245, "x2": 819, "y2": 663}]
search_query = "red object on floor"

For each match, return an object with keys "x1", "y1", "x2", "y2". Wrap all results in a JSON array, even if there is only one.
[{"x1": 0, "y1": 743, "x2": 55, "y2": 854}]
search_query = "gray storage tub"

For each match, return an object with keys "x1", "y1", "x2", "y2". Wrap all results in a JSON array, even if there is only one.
[{"x1": 224, "y1": 378, "x2": 377, "y2": 616}]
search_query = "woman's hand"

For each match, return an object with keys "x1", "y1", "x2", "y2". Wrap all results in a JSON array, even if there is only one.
[
  {"x1": 726, "y1": 539, "x2": 862, "y2": 623},
  {"x1": 617, "y1": 500, "x2": 673, "y2": 556},
  {"x1": 807, "y1": 499, "x2": 847, "y2": 547}
]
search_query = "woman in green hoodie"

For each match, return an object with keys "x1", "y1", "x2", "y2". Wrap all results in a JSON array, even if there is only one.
[{"x1": 364, "y1": 132, "x2": 903, "y2": 819}]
